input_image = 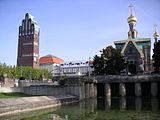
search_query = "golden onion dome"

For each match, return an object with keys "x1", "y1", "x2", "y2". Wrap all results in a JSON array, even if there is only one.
[
  {"x1": 154, "y1": 32, "x2": 159, "y2": 38},
  {"x1": 127, "y1": 15, "x2": 137, "y2": 23}
]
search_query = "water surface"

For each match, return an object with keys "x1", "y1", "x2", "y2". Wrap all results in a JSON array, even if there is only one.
[{"x1": 1, "y1": 97, "x2": 160, "y2": 120}]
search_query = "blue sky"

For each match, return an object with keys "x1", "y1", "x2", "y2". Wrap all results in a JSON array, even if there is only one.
[{"x1": 0, "y1": 0, "x2": 160, "y2": 66}]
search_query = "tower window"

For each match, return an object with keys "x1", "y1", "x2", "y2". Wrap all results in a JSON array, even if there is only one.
[
  {"x1": 22, "y1": 53, "x2": 33, "y2": 57},
  {"x1": 23, "y1": 42, "x2": 33, "y2": 46}
]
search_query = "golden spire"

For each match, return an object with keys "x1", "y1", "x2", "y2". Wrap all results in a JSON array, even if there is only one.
[
  {"x1": 127, "y1": 4, "x2": 137, "y2": 24},
  {"x1": 154, "y1": 24, "x2": 159, "y2": 39}
]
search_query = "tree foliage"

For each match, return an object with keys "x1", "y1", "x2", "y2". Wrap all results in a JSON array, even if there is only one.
[
  {"x1": 58, "y1": 75, "x2": 68, "y2": 86},
  {"x1": 152, "y1": 41, "x2": 160, "y2": 73},
  {"x1": 0, "y1": 63, "x2": 52, "y2": 80},
  {"x1": 92, "y1": 46, "x2": 126, "y2": 75}
]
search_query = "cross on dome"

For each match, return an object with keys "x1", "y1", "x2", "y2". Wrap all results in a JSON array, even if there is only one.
[
  {"x1": 127, "y1": 4, "x2": 137, "y2": 24},
  {"x1": 153, "y1": 24, "x2": 159, "y2": 39},
  {"x1": 129, "y1": 4, "x2": 134, "y2": 16},
  {"x1": 154, "y1": 24, "x2": 158, "y2": 33}
]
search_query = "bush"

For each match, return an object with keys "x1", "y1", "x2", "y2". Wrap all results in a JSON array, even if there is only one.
[
  {"x1": 59, "y1": 79, "x2": 65, "y2": 85},
  {"x1": 19, "y1": 77, "x2": 25, "y2": 80}
]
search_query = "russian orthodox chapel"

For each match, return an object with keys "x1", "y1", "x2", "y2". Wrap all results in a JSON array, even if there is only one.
[{"x1": 114, "y1": 5, "x2": 151, "y2": 74}]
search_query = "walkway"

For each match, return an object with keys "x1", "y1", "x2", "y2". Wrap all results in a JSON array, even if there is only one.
[{"x1": 0, "y1": 95, "x2": 78, "y2": 116}]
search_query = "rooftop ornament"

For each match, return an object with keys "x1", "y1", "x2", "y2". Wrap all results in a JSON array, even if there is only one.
[{"x1": 127, "y1": 4, "x2": 137, "y2": 24}]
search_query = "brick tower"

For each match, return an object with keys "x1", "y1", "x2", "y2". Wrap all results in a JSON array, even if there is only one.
[{"x1": 17, "y1": 13, "x2": 40, "y2": 68}]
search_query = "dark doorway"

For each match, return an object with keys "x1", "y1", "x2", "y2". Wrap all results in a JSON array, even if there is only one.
[
  {"x1": 97, "y1": 98, "x2": 106, "y2": 110},
  {"x1": 111, "y1": 83, "x2": 119, "y2": 97},
  {"x1": 125, "y1": 83, "x2": 135, "y2": 97},
  {"x1": 126, "y1": 97, "x2": 135, "y2": 110},
  {"x1": 141, "y1": 82, "x2": 151, "y2": 98},
  {"x1": 97, "y1": 83, "x2": 105, "y2": 97},
  {"x1": 158, "y1": 82, "x2": 160, "y2": 98},
  {"x1": 142, "y1": 98, "x2": 151, "y2": 110},
  {"x1": 111, "y1": 97, "x2": 120, "y2": 109},
  {"x1": 128, "y1": 64, "x2": 136, "y2": 74}
]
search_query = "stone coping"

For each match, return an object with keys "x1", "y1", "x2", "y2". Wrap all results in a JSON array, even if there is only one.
[
  {"x1": 0, "y1": 95, "x2": 75, "y2": 106},
  {"x1": 0, "y1": 95, "x2": 78, "y2": 117},
  {"x1": 82, "y1": 74, "x2": 160, "y2": 83}
]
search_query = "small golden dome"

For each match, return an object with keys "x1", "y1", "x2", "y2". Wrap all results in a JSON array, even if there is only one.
[
  {"x1": 127, "y1": 15, "x2": 137, "y2": 23},
  {"x1": 154, "y1": 32, "x2": 159, "y2": 38}
]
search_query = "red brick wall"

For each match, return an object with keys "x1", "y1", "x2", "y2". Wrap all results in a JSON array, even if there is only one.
[{"x1": 17, "y1": 13, "x2": 39, "y2": 69}]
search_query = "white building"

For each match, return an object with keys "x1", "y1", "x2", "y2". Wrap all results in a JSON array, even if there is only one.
[
  {"x1": 60, "y1": 60, "x2": 94, "y2": 76},
  {"x1": 40, "y1": 55, "x2": 94, "y2": 76},
  {"x1": 39, "y1": 55, "x2": 64, "y2": 76}
]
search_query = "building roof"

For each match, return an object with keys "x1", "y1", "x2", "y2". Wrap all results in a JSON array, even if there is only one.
[
  {"x1": 39, "y1": 54, "x2": 64, "y2": 64},
  {"x1": 121, "y1": 39, "x2": 144, "y2": 58},
  {"x1": 114, "y1": 38, "x2": 150, "y2": 44}
]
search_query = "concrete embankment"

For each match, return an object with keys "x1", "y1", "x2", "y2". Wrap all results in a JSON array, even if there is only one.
[{"x1": 0, "y1": 95, "x2": 78, "y2": 117}]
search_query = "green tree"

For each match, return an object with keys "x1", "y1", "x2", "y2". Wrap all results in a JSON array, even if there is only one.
[
  {"x1": 59, "y1": 75, "x2": 68, "y2": 85},
  {"x1": 92, "y1": 55, "x2": 105, "y2": 75},
  {"x1": 92, "y1": 46, "x2": 126, "y2": 75},
  {"x1": 0, "y1": 63, "x2": 53, "y2": 80},
  {"x1": 152, "y1": 41, "x2": 160, "y2": 73}
]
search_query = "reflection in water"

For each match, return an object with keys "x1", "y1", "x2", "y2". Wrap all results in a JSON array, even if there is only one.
[
  {"x1": 1, "y1": 97, "x2": 160, "y2": 120},
  {"x1": 97, "y1": 97, "x2": 160, "y2": 111},
  {"x1": 152, "y1": 98, "x2": 159, "y2": 111},
  {"x1": 106, "y1": 97, "x2": 111, "y2": 110},
  {"x1": 120, "y1": 97, "x2": 126, "y2": 110},
  {"x1": 135, "y1": 97, "x2": 141, "y2": 110},
  {"x1": 48, "y1": 114, "x2": 68, "y2": 120}
]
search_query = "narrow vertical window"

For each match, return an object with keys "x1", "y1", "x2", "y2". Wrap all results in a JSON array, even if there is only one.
[
  {"x1": 22, "y1": 20, "x2": 25, "y2": 31},
  {"x1": 25, "y1": 20, "x2": 28, "y2": 32},
  {"x1": 19, "y1": 26, "x2": 22, "y2": 36},
  {"x1": 28, "y1": 19, "x2": 31, "y2": 30}
]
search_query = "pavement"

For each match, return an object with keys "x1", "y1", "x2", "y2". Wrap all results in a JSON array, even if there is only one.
[{"x1": 0, "y1": 95, "x2": 78, "y2": 116}]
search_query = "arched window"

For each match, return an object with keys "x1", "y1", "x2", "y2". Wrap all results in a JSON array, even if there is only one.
[
  {"x1": 25, "y1": 20, "x2": 28, "y2": 31},
  {"x1": 28, "y1": 19, "x2": 31, "y2": 30},
  {"x1": 31, "y1": 24, "x2": 34, "y2": 34},
  {"x1": 22, "y1": 20, "x2": 25, "y2": 31},
  {"x1": 19, "y1": 26, "x2": 22, "y2": 36}
]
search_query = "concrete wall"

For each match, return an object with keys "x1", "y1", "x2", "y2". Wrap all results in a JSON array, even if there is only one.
[
  {"x1": 2, "y1": 75, "x2": 160, "y2": 100},
  {"x1": 0, "y1": 78, "x2": 18, "y2": 87},
  {"x1": 0, "y1": 87, "x2": 22, "y2": 93},
  {"x1": 0, "y1": 96, "x2": 78, "y2": 116},
  {"x1": 22, "y1": 85, "x2": 85, "y2": 99},
  {"x1": 18, "y1": 80, "x2": 55, "y2": 87},
  {"x1": 22, "y1": 83, "x2": 96, "y2": 100}
]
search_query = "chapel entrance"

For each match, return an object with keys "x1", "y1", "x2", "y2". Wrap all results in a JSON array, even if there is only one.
[{"x1": 128, "y1": 64, "x2": 136, "y2": 74}]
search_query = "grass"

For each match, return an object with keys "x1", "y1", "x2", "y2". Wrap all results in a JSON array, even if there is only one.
[{"x1": 0, "y1": 92, "x2": 34, "y2": 98}]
